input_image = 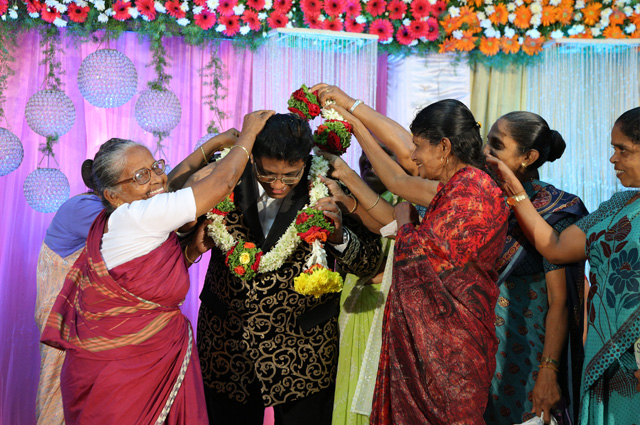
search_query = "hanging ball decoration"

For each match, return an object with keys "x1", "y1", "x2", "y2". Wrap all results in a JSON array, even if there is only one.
[
  {"x1": 25, "y1": 90, "x2": 76, "y2": 138},
  {"x1": 23, "y1": 168, "x2": 70, "y2": 213},
  {"x1": 78, "y1": 49, "x2": 138, "y2": 108},
  {"x1": 195, "y1": 132, "x2": 218, "y2": 150},
  {"x1": 134, "y1": 89, "x2": 182, "y2": 135},
  {"x1": 0, "y1": 128, "x2": 24, "y2": 176}
]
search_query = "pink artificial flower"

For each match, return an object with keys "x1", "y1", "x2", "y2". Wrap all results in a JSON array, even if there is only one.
[
  {"x1": 40, "y1": 6, "x2": 61, "y2": 22},
  {"x1": 365, "y1": 0, "x2": 386, "y2": 17},
  {"x1": 368, "y1": 18, "x2": 393, "y2": 41},
  {"x1": 395, "y1": 25, "x2": 415, "y2": 45},
  {"x1": 113, "y1": 0, "x2": 131, "y2": 20},
  {"x1": 323, "y1": 0, "x2": 346, "y2": 17},
  {"x1": 273, "y1": 0, "x2": 292, "y2": 13},
  {"x1": 407, "y1": 19, "x2": 428, "y2": 38},
  {"x1": 242, "y1": 9, "x2": 261, "y2": 30},
  {"x1": 217, "y1": 0, "x2": 237, "y2": 17},
  {"x1": 67, "y1": 2, "x2": 90, "y2": 22},
  {"x1": 324, "y1": 17, "x2": 343, "y2": 31},
  {"x1": 246, "y1": 0, "x2": 265, "y2": 10},
  {"x1": 410, "y1": 0, "x2": 430, "y2": 19},
  {"x1": 300, "y1": 0, "x2": 323, "y2": 15},
  {"x1": 424, "y1": 16, "x2": 439, "y2": 41},
  {"x1": 220, "y1": 15, "x2": 240, "y2": 35},
  {"x1": 137, "y1": 0, "x2": 157, "y2": 20},
  {"x1": 194, "y1": 9, "x2": 216, "y2": 29},
  {"x1": 165, "y1": 0, "x2": 186, "y2": 18},
  {"x1": 387, "y1": 0, "x2": 406, "y2": 20},
  {"x1": 345, "y1": 0, "x2": 360, "y2": 17},
  {"x1": 431, "y1": 0, "x2": 446, "y2": 16},
  {"x1": 345, "y1": 15, "x2": 365, "y2": 32},
  {"x1": 267, "y1": 11, "x2": 288, "y2": 28},
  {"x1": 303, "y1": 12, "x2": 324, "y2": 29}
]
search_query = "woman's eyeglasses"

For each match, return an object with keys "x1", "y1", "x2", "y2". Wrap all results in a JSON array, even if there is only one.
[
  {"x1": 254, "y1": 163, "x2": 304, "y2": 185},
  {"x1": 114, "y1": 159, "x2": 166, "y2": 186}
]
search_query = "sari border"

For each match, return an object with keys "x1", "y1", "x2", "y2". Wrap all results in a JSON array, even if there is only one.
[{"x1": 155, "y1": 325, "x2": 192, "y2": 424}]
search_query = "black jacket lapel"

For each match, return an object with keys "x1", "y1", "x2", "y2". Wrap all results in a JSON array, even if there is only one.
[{"x1": 235, "y1": 163, "x2": 265, "y2": 247}]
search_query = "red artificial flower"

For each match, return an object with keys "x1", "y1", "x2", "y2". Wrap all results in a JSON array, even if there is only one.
[
  {"x1": 40, "y1": 6, "x2": 61, "y2": 22},
  {"x1": 410, "y1": 0, "x2": 430, "y2": 19},
  {"x1": 387, "y1": 0, "x2": 406, "y2": 20},
  {"x1": 137, "y1": 0, "x2": 157, "y2": 20},
  {"x1": 324, "y1": 17, "x2": 344, "y2": 31},
  {"x1": 308, "y1": 102, "x2": 321, "y2": 117},
  {"x1": 225, "y1": 247, "x2": 233, "y2": 265},
  {"x1": 242, "y1": 9, "x2": 261, "y2": 30},
  {"x1": 369, "y1": 18, "x2": 393, "y2": 42},
  {"x1": 234, "y1": 265, "x2": 246, "y2": 276},
  {"x1": 301, "y1": 0, "x2": 323, "y2": 15},
  {"x1": 194, "y1": 9, "x2": 216, "y2": 29},
  {"x1": 113, "y1": 0, "x2": 131, "y2": 20},
  {"x1": 288, "y1": 107, "x2": 307, "y2": 119},
  {"x1": 407, "y1": 19, "x2": 428, "y2": 38},
  {"x1": 165, "y1": 0, "x2": 186, "y2": 18},
  {"x1": 0, "y1": 0, "x2": 7, "y2": 15},
  {"x1": 365, "y1": 0, "x2": 386, "y2": 17},
  {"x1": 251, "y1": 251, "x2": 262, "y2": 271},
  {"x1": 67, "y1": 2, "x2": 90, "y2": 22},
  {"x1": 324, "y1": 0, "x2": 346, "y2": 17},
  {"x1": 296, "y1": 212, "x2": 312, "y2": 224},
  {"x1": 424, "y1": 17, "x2": 439, "y2": 41},
  {"x1": 220, "y1": 15, "x2": 241, "y2": 35},
  {"x1": 273, "y1": 0, "x2": 292, "y2": 13},
  {"x1": 193, "y1": 0, "x2": 206, "y2": 6},
  {"x1": 303, "y1": 12, "x2": 324, "y2": 29},
  {"x1": 345, "y1": 0, "x2": 360, "y2": 17},
  {"x1": 217, "y1": 0, "x2": 237, "y2": 16},
  {"x1": 25, "y1": 0, "x2": 42, "y2": 14},
  {"x1": 267, "y1": 11, "x2": 288, "y2": 28},
  {"x1": 298, "y1": 226, "x2": 330, "y2": 244},
  {"x1": 246, "y1": 0, "x2": 265, "y2": 10},
  {"x1": 395, "y1": 25, "x2": 415, "y2": 45},
  {"x1": 431, "y1": 0, "x2": 446, "y2": 16},
  {"x1": 345, "y1": 16, "x2": 365, "y2": 32}
]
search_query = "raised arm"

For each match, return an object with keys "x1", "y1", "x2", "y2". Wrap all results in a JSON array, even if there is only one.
[
  {"x1": 167, "y1": 128, "x2": 239, "y2": 192},
  {"x1": 326, "y1": 103, "x2": 438, "y2": 208},
  {"x1": 310, "y1": 83, "x2": 418, "y2": 175},
  {"x1": 487, "y1": 155, "x2": 587, "y2": 264}
]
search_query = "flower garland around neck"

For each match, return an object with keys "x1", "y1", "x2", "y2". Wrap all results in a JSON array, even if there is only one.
[{"x1": 206, "y1": 86, "x2": 354, "y2": 296}]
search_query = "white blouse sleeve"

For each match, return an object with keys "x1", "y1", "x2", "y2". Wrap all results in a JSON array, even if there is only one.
[{"x1": 101, "y1": 188, "x2": 197, "y2": 269}]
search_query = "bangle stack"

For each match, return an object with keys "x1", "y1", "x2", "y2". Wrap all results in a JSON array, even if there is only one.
[
  {"x1": 347, "y1": 194, "x2": 358, "y2": 214},
  {"x1": 538, "y1": 356, "x2": 560, "y2": 373},
  {"x1": 184, "y1": 245, "x2": 202, "y2": 265}
]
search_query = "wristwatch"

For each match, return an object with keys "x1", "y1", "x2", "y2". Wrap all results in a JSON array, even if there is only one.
[{"x1": 506, "y1": 192, "x2": 527, "y2": 207}]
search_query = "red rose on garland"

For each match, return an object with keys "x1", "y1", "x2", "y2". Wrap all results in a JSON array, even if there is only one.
[{"x1": 287, "y1": 85, "x2": 322, "y2": 121}]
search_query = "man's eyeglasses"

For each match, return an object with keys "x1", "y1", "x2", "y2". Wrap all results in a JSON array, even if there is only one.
[
  {"x1": 114, "y1": 159, "x2": 166, "y2": 186},
  {"x1": 254, "y1": 163, "x2": 304, "y2": 185}
]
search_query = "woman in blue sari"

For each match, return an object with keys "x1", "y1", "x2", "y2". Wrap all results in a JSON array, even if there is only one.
[
  {"x1": 483, "y1": 112, "x2": 588, "y2": 425},
  {"x1": 489, "y1": 107, "x2": 640, "y2": 424}
]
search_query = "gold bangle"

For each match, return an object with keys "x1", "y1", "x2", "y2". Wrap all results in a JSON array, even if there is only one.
[
  {"x1": 347, "y1": 193, "x2": 358, "y2": 214},
  {"x1": 229, "y1": 145, "x2": 250, "y2": 161},
  {"x1": 506, "y1": 191, "x2": 527, "y2": 207},
  {"x1": 538, "y1": 363, "x2": 559, "y2": 372},
  {"x1": 365, "y1": 194, "x2": 380, "y2": 211},
  {"x1": 541, "y1": 356, "x2": 560, "y2": 366},
  {"x1": 184, "y1": 245, "x2": 202, "y2": 265},
  {"x1": 200, "y1": 146, "x2": 209, "y2": 164}
]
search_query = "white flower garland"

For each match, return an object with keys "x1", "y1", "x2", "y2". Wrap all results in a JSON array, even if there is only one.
[{"x1": 206, "y1": 155, "x2": 331, "y2": 274}]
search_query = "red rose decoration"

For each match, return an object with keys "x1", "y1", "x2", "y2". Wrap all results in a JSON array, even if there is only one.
[
  {"x1": 327, "y1": 131, "x2": 343, "y2": 152},
  {"x1": 251, "y1": 252, "x2": 263, "y2": 271},
  {"x1": 292, "y1": 88, "x2": 307, "y2": 101},
  {"x1": 225, "y1": 246, "x2": 234, "y2": 266},
  {"x1": 288, "y1": 107, "x2": 307, "y2": 120},
  {"x1": 308, "y1": 103, "x2": 321, "y2": 117}
]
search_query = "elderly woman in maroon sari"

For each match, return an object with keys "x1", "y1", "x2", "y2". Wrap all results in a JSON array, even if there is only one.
[
  {"x1": 41, "y1": 110, "x2": 274, "y2": 425},
  {"x1": 313, "y1": 87, "x2": 509, "y2": 424}
]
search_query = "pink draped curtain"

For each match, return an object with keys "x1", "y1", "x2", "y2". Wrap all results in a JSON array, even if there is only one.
[{"x1": 0, "y1": 30, "x2": 387, "y2": 424}]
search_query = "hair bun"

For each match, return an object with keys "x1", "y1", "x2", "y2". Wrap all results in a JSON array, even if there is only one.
[
  {"x1": 81, "y1": 159, "x2": 96, "y2": 191},
  {"x1": 546, "y1": 130, "x2": 566, "y2": 163}
]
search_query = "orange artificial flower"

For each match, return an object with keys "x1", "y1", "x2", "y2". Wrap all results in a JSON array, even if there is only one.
[
  {"x1": 301, "y1": 230, "x2": 328, "y2": 244},
  {"x1": 472, "y1": 0, "x2": 483, "y2": 8},
  {"x1": 244, "y1": 242, "x2": 256, "y2": 249},
  {"x1": 632, "y1": 29, "x2": 640, "y2": 39},
  {"x1": 569, "y1": 28, "x2": 593, "y2": 38},
  {"x1": 440, "y1": 16, "x2": 462, "y2": 35},
  {"x1": 540, "y1": 5, "x2": 558, "y2": 26},
  {"x1": 501, "y1": 36, "x2": 521, "y2": 54},
  {"x1": 489, "y1": 3, "x2": 509, "y2": 25},
  {"x1": 514, "y1": 5, "x2": 532, "y2": 29},
  {"x1": 581, "y1": 2, "x2": 602, "y2": 26},
  {"x1": 455, "y1": 30, "x2": 478, "y2": 51},
  {"x1": 609, "y1": 8, "x2": 626, "y2": 26},
  {"x1": 559, "y1": 0, "x2": 574, "y2": 8},
  {"x1": 479, "y1": 37, "x2": 500, "y2": 56},
  {"x1": 522, "y1": 36, "x2": 545, "y2": 55},
  {"x1": 439, "y1": 37, "x2": 457, "y2": 53},
  {"x1": 557, "y1": 5, "x2": 573, "y2": 25},
  {"x1": 603, "y1": 25, "x2": 625, "y2": 38},
  {"x1": 458, "y1": 5, "x2": 479, "y2": 26},
  {"x1": 631, "y1": 12, "x2": 640, "y2": 27}
]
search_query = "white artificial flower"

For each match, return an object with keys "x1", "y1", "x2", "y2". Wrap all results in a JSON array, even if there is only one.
[
  {"x1": 142, "y1": 14, "x2": 150, "y2": 20},
  {"x1": 258, "y1": 11, "x2": 267, "y2": 19},
  {"x1": 530, "y1": 2, "x2": 542, "y2": 14},
  {"x1": 530, "y1": 14, "x2": 541, "y2": 26},
  {"x1": 193, "y1": 5, "x2": 203, "y2": 14},
  {"x1": 518, "y1": 36, "x2": 524, "y2": 44},
  {"x1": 177, "y1": 17, "x2": 190, "y2": 25},
  {"x1": 292, "y1": 6, "x2": 296, "y2": 11},
  {"x1": 484, "y1": 26, "x2": 500, "y2": 37},
  {"x1": 403, "y1": 18, "x2": 411, "y2": 26},
  {"x1": 452, "y1": 29, "x2": 464, "y2": 39},
  {"x1": 355, "y1": 15, "x2": 367, "y2": 24},
  {"x1": 614, "y1": 0, "x2": 625, "y2": 9},
  {"x1": 550, "y1": 29, "x2": 565, "y2": 39},
  {"x1": 428, "y1": 0, "x2": 437, "y2": 4},
  {"x1": 98, "y1": 12, "x2": 108, "y2": 22},
  {"x1": 240, "y1": 25, "x2": 251, "y2": 35},
  {"x1": 508, "y1": 12, "x2": 516, "y2": 23},
  {"x1": 477, "y1": 11, "x2": 486, "y2": 20},
  {"x1": 105, "y1": 7, "x2": 114, "y2": 15},
  {"x1": 599, "y1": 17, "x2": 610, "y2": 27},
  {"x1": 318, "y1": 14, "x2": 325, "y2": 21},
  {"x1": 207, "y1": 0, "x2": 219, "y2": 10},
  {"x1": 448, "y1": 6, "x2": 460, "y2": 17},
  {"x1": 484, "y1": 0, "x2": 493, "y2": 4},
  {"x1": 286, "y1": 11, "x2": 292, "y2": 18},
  {"x1": 506, "y1": 3, "x2": 516, "y2": 11},
  {"x1": 1, "y1": 15, "x2": 5, "y2": 21},
  {"x1": 484, "y1": 5, "x2": 495, "y2": 15},
  {"x1": 573, "y1": 12, "x2": 582, "y2": 20},
  {"x1": 515, "y1": 0, "x2": 523, "y2": 6},
  {"x1": 129, "y1": 7, "x2": 139, "y2": 18},
  {"x1": 567, "y1": 24, "x2": 584, "y2": 35},
  {"x1": 94, "y1": 0, "x2": 105, "y2": 11},
  {"x1": 591, "y1": 26, "x2": 602, "y2": 36},
  {"x1": 574, "y1": 0, "x2": 584, "y2": 9},
  {"x1": 601, "y1": 7, "x2": 613, "y2": 17},
  {"x1": 216, "y1": 24, "x2": 226, "y2": 32},
  {"x1": 526, "y1": 28, "x2": 541, "y2": 38},
  {"x1": 29, "y1": 12, "x2": 40, "y2": 17},
  {"x1": 285, "y1": 21, "x2": 293, "y2": 28},
  {"x1": 625, "y1": 23, "x2": 636, "y2": 33},
  {"x1": 480, "y1": 18, "x2": 492, "y2": 28},
  {"x1": 9, "y1": 9, "x2": 18, "y2": 18},
  {"x1": 623, "y1": 6, "x2": 633, "y2": 16},
  {"x1": 504, "y1": 26, "x2": 516, "y2": 37},
  {"x1": 262, "y1": 31, "x2": 267, "y2": 37},
  {"x1": 264, "y1": 0, "x2": 272, "y2": 9},
  {"x1": 409, "y1": 39, "x2": 419, "y2": 46},
  {"x1": 155, "y1": 2, "x2": 166, "y2": 13},
  {"x1": 549, "y1": 0, "x2": 561, "y2": 5},
  {"x1": 603, "y1": 0, "x2": 611, "y2": 4},
  {"x1": 76, "y1": 0, "x2": 88, "y2": 6},
  {"x1": 181, "y1": 1, "x2": 189, "y2": 11},
  {"x1": 635, "y1": 4, "x2": 640, "y2": 14},
  {"x1": 233, "y1": 4, "x2": 245, "y2": 14}
]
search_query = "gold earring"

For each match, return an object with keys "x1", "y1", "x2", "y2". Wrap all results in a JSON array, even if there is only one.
[{"x1": 521, "y1": 162, "x2": 528, "y2": 169}]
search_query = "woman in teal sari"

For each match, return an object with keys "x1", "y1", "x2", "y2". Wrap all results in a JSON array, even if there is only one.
[
  {"x1": 483, "y1": 112, "x2": 589, "y2": 425},
  {"x1": 488, "y1": 107, "x2": 640, "y2": 425}
]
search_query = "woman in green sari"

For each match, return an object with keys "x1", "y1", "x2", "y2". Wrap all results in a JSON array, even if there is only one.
[{"x1": 488, "y1": 107, "x2": 640, "y2": 424}]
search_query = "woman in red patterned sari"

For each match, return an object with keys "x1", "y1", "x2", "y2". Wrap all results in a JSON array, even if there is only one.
[
  {"x1": 41, "y1": 110, "x2": 274, "y2": 424},
  {"x1": 322, "y1": 98, "x2": 509, "y2": 424}
]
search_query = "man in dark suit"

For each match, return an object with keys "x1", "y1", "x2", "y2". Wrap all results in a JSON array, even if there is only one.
[{"x1": 197, "y1": 113, "x2": 381, "y2": 425}]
